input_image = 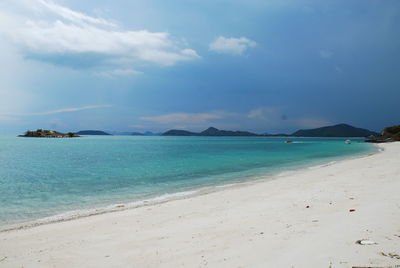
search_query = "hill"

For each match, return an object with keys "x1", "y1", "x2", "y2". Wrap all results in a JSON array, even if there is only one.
[
  {"x1": 163, "y1": 127, "x2": 260, "y2": 136},
  {"x1": 75, "y1": 130, "x2": 111, "y2": 135},
  {"x1": 382, "y1": 125, "x2": 400, "y2": 141},
  {"x1": 264, "y1": 133, "x2": 290, "y2": 137},
  {"x1": 291, "y1": 124, "x2": 377, "y2": 137},
  {"x1": 200, "y1": 127, "x2": 259, "y2": 136},
  {"x1": 131, "y1": 131, "x2": 161, "y2": 136},
  {"x1": 366, "y1": 125, "x2": 400, "y2": 143},
  {"x1": 162, "y1": 129, "x2": 197, "y2": 136},
  {"x1": 131, "y1": 132, "x2": 144, "y2": 136}
]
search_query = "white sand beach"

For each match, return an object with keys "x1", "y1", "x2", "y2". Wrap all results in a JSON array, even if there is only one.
[{"x1": 1, "y1": 143, "x2": 400, "y2": 268}]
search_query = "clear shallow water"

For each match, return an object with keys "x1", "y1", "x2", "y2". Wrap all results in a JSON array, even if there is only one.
[{"x1": 0, "y1": 136, "x2": 375, "y2": 225}]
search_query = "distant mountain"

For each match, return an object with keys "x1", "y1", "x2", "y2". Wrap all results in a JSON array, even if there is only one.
[
  {"x1": 163, "y1": 127, "x2": 260, "y2": 136},
  {"x1": 291, "y1": 124, "x2": 377, "y2": 137},
  {"x1": 162, "y1": 124, "x2": 378, "y2": 138},
  {"x1": 75, "y1": 130, "x2": 111, "y2": 135},
  {"x1": 108, "y1": 131, "x2": 134, "y2": 136},
  {"x1": 200, "y1": 127, "x2": 259, "y2": 136},
  {"x1": 162, "y1": 129, "x2": 197, "y2": 136},
  {"x1": 264, "y1": 133, "x2": 290, "y2": 137},
  {"x1": 131, "y1": 131, "x2": 161, "y2": 136}
]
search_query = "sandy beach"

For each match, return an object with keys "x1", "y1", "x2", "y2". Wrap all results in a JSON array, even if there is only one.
[{"x1": 0, "y1": 143, "x2": 399, "y2": 268}]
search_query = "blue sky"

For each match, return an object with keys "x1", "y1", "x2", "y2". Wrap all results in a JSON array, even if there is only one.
[{"x1": 0, "y1": 0, "x2": 399, "y2": 134}]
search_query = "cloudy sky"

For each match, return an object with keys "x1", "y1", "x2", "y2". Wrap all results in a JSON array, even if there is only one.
[{"x1": 0, "y1": 0, "x2": 399, "y2": 134}]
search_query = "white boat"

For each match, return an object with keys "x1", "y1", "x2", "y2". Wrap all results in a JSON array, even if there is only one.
[{"x1": 345, "y1": 139, "x2": 351, "y2": 144}]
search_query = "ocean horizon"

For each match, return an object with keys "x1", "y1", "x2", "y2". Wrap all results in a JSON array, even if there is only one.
[{"x1": 0, "y1": 135, "x2": 376, "y2": 226}]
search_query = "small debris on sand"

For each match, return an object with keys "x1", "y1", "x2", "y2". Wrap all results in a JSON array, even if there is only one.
[
  {"x1": 349, "y1": 209, "x2": 356, "y2": 212},
  {"x1": 351, "y1": 265, "x2": 400, "y2": 268},
  {"x1": 380, "y1": 252, "x2": 400, "y2": 259},
  {"x1": 306, "y1": 205, "x2": 310, "y2": 208},
  {"x1": 355, "y1": 239, "x2": 377, "y2": 245}
]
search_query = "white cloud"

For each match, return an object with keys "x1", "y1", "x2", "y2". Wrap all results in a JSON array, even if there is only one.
[
  {"x1": 295, "y1": 117, "x2": 331, "y2": 129},
  {"x1": 37, "y1": 0, "x2": 116, "y2": 27},
  {"x1": 1, "y1": 104, "x2": 112, "y2": 116},
  {"x1": 128, "y1": 124, "x2": 146, "y2": 129},
  {"x1": 247, "y1": 108, "x2": 264, "y2": 119},
  {"x1": 36, "y1": 105, "x2": 112, "y2": 115},
  {"x1": 140, "y1": 112, "x2": 222, "y2": 124},
  {"x1": 94, "y1": 69, "x2": 143, "y2": 79},
  {"x1": 335, "y1": 66, "x2": 343, "y2": 73},
  {"x1": 0, "y1": 116, "x2": 15, "y2": 121},
  {"x1": 245, "y1": 107, "x2": 332, "y2": 132},
  {"x1": 319, "y1": 49, "x2": 333, "y2": 59},
  {"x1": 0, "y1": 0, "x2": 200, "y2": 66},
  {"x1": 137, "y1": 108, "x2": 332, "y2": 134},
  {"x1": 247, "y1": 107, "x2": 277, "y2": 120},
  {"x1": 209, "y1": 36, "x2": 256, "y2": 55},
  {"x1": 181, "y1": 49, "x2": 200, "y2": 58}
]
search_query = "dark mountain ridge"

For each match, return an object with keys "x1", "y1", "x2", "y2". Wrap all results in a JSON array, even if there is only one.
[
  {"x1": 163, "y1": 127, "x2": 260, "y2": 136},
  {"x1": 291, "y1": 124, "x2": 377, "y2": 137},
  {"x1": 163, "y1": 124, "x2": 377, "y2": 137},
  {"x1": 131, "y1": 131, "x2": 161, "y2": 136},
  {"x1": 75, "y1": 130, "x2": 111, "y2": 135}
]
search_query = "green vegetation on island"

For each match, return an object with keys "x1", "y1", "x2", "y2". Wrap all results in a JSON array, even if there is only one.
[
  {"x1": 19, "y1": 129, "x2": 80, "y2": 138},
  {"x1": 366, "y1": 125, "x2": 400, "y2": 143}
]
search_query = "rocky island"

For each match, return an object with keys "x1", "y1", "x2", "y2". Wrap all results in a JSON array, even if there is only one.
[
  {"x1": 366, "y1": 125, "x2": 400, "y2": 143},
  {"x1": 19, "y1": 129, "x2": 80, "y2": 138}
]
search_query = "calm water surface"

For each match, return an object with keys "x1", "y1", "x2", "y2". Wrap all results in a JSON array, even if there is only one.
[{"x1": 0, "y1": 135, "x2": 375, "y2": 225}]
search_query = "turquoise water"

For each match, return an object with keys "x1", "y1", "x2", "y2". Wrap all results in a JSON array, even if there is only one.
[{"x1": 0, "y1": 136, "x2": 375, "y2": 225}]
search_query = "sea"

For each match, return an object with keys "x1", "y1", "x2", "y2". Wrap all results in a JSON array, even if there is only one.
[{"x1": 0, "y1": 135, "x2": 376, "y2": 227}]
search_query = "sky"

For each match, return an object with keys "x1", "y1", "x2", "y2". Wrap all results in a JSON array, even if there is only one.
[{"x1": 0, "y1": 0, "x2": 399, "y2": 134}]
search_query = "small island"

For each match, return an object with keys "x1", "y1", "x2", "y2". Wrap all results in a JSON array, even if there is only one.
[{"x1": 19, "y1": 129, "x2": 80, "y2": 138}]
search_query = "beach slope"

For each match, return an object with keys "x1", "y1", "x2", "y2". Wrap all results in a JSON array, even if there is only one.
[{"x1": 1, "y1": 143, "x2": 400, "y2": 268}]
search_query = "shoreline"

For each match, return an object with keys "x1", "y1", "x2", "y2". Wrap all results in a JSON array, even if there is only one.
[
  {"x1": 2, "y1": 143, "x2": 398, "y2": 267},
  {"x1": 0, "y1": 144, "x2": 379, "y2": 233}
]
